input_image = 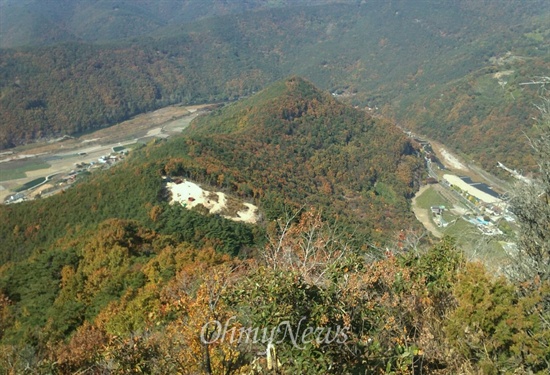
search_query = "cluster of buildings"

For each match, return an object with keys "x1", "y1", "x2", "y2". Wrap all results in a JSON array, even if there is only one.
[
  {"x1": 465, "y1": 216, "x2": 503, "y2": 236},
  {"x1": 441, "y1": 174, "x2": 514, "y2": 236},
  {"x1": 4, "y1": 192, "x2": 26, "y2": 204},
  {"x1": 430, "y1": 205, "x2": 451, "y2": 228},
  {"x1": 3, "y1": 151, "x2": 127, "y2": 205},
  {"x1": 97, "y1": 153, "x2": 125, "y2": 165},
  {"x1": 404, "y1": 131, "x2": 515, "y2": 238}
]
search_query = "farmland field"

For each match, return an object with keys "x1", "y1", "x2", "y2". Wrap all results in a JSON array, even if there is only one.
[{"x1": 0, "y1": 159, "x2": 51, "y2": 181}]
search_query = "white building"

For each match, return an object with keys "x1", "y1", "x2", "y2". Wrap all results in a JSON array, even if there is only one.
[{"x1": 443, "y1": 174, "x2": 503, "y2": 205}]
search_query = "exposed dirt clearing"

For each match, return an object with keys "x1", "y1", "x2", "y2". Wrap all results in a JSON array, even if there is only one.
[
  {"x1": 493, "y1": 70, "x2": 514, "y2": 79},
  {"x1": 231, "y1": 203, "x2": 259, "y2": 224},
  {"x1": 167, "y1": 180, "x2": 259, "y2": 224},
  {"x1": 30, "y1": 183, "x2": 54, "y2": 198},
  {"x1": 439, "y1": 148, "x2": 467, "y2": 171}
]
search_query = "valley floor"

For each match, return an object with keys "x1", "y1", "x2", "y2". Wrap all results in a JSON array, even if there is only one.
[{"x1": 0, "y1": 104, "x2": 210, "y2": 203}]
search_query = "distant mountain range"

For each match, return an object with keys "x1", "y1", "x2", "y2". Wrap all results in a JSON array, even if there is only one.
[
  {"x1": 0, "y1": 0, "x2": 346, "y2": 48},
  {"x1": 1, "y1": 0, "x2": 549, "y2": 173}
]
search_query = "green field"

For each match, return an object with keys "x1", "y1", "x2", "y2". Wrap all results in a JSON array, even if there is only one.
[
  {"x1": 417, "y1": 187, "x2": 479, "y2": 236},
  {"x1": 415, "y1": 186, "x2": 450, "y2": 210},
  {"x1": 113, "y1": 143, "x2": 144, "y2": 152},
  {"x1": 127, "y1": 143, "x2": 145, "y2": 150},
  {"x1": 0, "y1": 160, "x2": 51, "y2": 181}
]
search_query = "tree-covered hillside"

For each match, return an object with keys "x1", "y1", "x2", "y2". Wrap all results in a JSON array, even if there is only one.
[
  {"x1": 1, "y1": 77, "x2": 549, "y2": 374},
  {"x1": 1, "y1": 1, "x2": 549, "y2": 173},
  {"x1": 0, "y1": 0, "x2": 345, "y2": 48},
  {"x1": 0, "y1": 77, "x2": 424, "y2": 262},
  {"x1": 184, "y1": 76, "x2": 424, "y2": 234},
  {"x1": 0, "y1": 78, "x2": 423, "y2": 355}
]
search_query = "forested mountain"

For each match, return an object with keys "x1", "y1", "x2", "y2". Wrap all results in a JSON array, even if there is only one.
[
  {"x1": 1, "y1": 77, "x2": 548, "y2": 374},
  {"x1": 183, "y1": 76, "x2": 424, "y2": 234},
  {"x1": 1, "y1": 1, "x2": 549, "y2": 173},
  {"x1": 0, "y1": 77, "x2": 422, "y2": 262},
  {"x1": 0, "y1": 78, "x2": 423, "y2": 365},
  {"x1": 0, "y1": 0, "x2": 344, "y2": 48}
]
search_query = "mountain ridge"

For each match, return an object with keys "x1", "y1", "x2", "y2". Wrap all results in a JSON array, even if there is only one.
[
  {"x1": 186, "y1": 76, "x2": 332, "y2": 135},
  {"x1": 1, "y1": 1, "x2": 549, "y2": 174},
  {"x1": 180, "y1": 77, "x2": 424, "y2": 236},
  {"x1": 0, "y1": 0, "x2": 348, "y2": 48}
]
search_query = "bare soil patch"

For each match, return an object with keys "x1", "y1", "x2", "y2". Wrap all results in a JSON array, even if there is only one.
[{"x1": 167, "y1": 179, "x2": 259, "y2": 224}]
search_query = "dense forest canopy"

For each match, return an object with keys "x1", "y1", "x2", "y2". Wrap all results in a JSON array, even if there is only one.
[
  {"x1": 183, "y1": 77, "x2": 424, "y2": 234},
  {"x1": 0, "y1": 1, "x2": 549, "y2": 172}
]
